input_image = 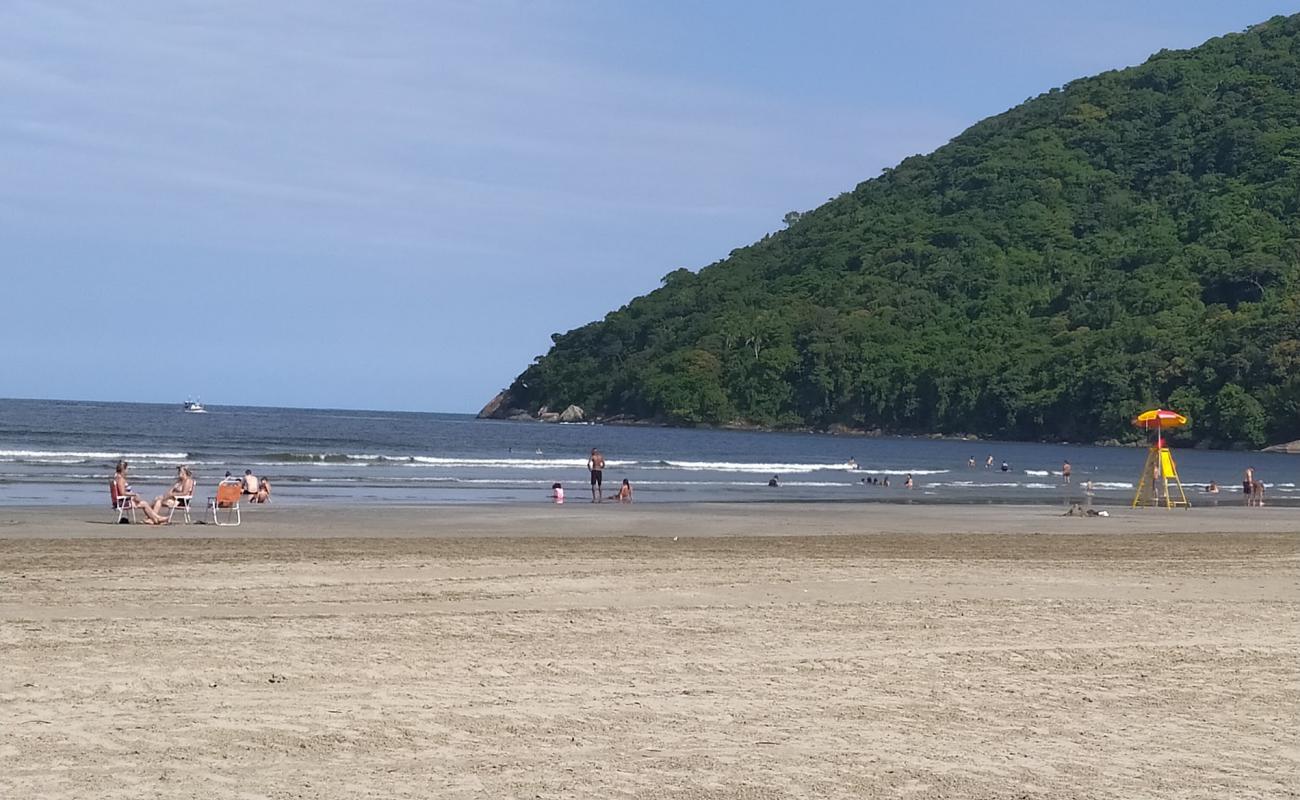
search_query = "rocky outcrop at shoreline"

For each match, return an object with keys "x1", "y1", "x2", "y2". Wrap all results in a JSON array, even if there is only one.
[
  {"x1": 1263, "y1": 439, "x2": 1300, "y2": 454},
  {"x1": 476, "y1": 390, "x2": 534, "y2": 421},
  {"x1": 476, "y1": 391, "x2": 585, "y2": 424},
  {"x1": 474, "y1": 392, "x2": 1231, "y2": 446}
]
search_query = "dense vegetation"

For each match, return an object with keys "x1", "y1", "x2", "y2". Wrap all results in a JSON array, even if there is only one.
[{"x1": 499, "y1": 15, "x2": 1300, "y2": 447}]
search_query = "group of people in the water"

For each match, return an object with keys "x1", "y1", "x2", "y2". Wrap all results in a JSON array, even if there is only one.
[
  {"x1": 1193, "y1": 468, "x2": 1266, "y2": 505},
  {"x1": 551, "y1": 447, "x2": 1277, "y2": 507},
  {"x1": 223, "y1": 469, "x2": 271, "y2": 503},
  {"x1": 858, "y1": 475, "x2": 894, "y2": 488},
  {"x1": 968, "y1": 454, "x2": 1018, "y2": 473}
]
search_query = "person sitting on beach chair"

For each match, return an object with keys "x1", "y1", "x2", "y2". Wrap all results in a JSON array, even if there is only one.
[
  {"x1": 150, "y1": 465, "x2": 195, "y2": 523},
  {"x1": 111, "y1": 460, "x2": 169, "y2": 525},
  {"x1": 209, "y1": 479, "x2": 243, "y2": 526}
]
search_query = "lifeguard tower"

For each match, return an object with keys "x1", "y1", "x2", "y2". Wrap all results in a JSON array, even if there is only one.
[{"x1": 1131, "y1": 408, "x2": 1190, "y2": 509}]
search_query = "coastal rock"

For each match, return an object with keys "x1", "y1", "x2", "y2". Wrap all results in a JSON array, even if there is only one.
[
  {"x1": 720, "y1": 420, "x2": 765, "y2": 431},
  {"x1": 827, "y1": 423, "x2": 866, "y2": 436},
  {"x1": 477, "y1": 391, "x2": 508, "y2": 419},
  {"x1": 1263, "y1": 439, "x2": 1300, "y2": 454},
  {"x1": 477, "y1": 390, "x2": 535, "y2": 421},
  {"x1": 600, "y1": 415, "x2": 657, "y2": 426},
  {"x1": 558, "y1": 405, "x2": 584, "y2": 423}
]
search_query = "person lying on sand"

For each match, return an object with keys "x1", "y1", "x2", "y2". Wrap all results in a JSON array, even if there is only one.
[{"x1": 1062, "y1": 503, "x2": 1107, "y2": 517}]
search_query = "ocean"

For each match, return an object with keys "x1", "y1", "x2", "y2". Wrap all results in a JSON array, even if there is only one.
[{"x1": 1, "y1": 398, "x2": 1296, "y2": 506}]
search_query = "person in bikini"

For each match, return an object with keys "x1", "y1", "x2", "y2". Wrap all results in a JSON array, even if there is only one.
[
  {"x1": 587, "y1": 448, "x2": 606, "y2": 502},
  {"x1": 113, "y1": 460, "x2": 170, "y2": 525},
  {"x1": 614, "y1": 479, "x2": 633, "y2": 503},
  {"x1": 150, "y1": 465, "x2": 195, "y2": 519}
]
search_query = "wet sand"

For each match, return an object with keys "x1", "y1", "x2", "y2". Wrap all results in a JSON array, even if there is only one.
[{"x1": 1, "y1": 504, "x2": 1297, "y2": 798}]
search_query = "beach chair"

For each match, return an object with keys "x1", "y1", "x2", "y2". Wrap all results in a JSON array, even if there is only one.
[
  {"x1": 110, "y1": 481, "x2": 136, "y2": 523},
  {"x1": 164, "y1": 492, "x2": 194, "y2": 524},
  {"x1": 208, "y1": 480, "x2": 242, "y2": 526}
]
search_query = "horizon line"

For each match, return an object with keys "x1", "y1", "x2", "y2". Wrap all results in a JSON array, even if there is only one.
[{"x1": 0, "y1": 395, "x2": 479, "y2": 416}]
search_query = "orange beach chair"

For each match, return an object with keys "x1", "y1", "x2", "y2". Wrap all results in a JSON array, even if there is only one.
[{"x1": 207, "y1": 480, "x2": 242, "y2": 526}]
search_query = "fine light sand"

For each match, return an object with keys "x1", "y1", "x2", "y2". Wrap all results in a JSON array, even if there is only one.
[{"x1": 1, "y1": 504, "x2": 1297, "y2": 798}]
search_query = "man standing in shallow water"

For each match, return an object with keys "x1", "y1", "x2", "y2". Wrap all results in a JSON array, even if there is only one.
[{"x1": 587, "y1": 448, "x2": 606, "y2": 503}]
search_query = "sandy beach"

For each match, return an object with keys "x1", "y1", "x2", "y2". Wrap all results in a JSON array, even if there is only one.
[{"x1": 1, "y1": 503, "x2": 1296, "y2": 798}]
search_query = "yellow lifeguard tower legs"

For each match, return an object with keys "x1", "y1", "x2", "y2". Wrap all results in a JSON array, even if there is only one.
[{"x1": 1131, "y1": 444, "x2": 1190, "y2": 508}]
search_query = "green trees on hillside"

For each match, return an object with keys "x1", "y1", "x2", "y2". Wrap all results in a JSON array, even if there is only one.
[{"x1": 502, "y1": 15, "x2": 1300, "y2": 447}]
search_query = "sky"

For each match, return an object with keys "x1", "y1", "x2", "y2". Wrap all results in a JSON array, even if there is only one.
[{"x1": 2, "y1": 1, "x2": 1295, "y2": 412}]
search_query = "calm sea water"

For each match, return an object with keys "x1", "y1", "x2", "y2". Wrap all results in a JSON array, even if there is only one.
[{"x1": 1, "y1": 398, "x2": 1296, "y2": 506}]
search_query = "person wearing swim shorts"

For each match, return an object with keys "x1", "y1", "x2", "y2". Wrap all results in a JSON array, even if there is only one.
[{"x1": 587, "y1": 448, "x2": 606, "y2": 503}]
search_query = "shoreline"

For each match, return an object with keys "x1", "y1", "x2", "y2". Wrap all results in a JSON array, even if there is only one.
[{"x1": 2, "y1": 501, "x2": 1297, "y2": 540}]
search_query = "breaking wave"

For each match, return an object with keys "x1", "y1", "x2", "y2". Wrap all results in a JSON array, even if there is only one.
[{"x1": 0, "y1": 448, "x2": 189, "y2": 461}]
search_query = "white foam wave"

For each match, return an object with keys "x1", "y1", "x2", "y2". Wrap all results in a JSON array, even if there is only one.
[
  {"x1": 244, "y1": 452, "x2": 952, "y2": 476},
  {"x1": 403, "y1": 477, "x2": 553, "y2": 485},
  {"x1": 635, "y1": 479, "x2": 768, "y2": 486},
  {"x1": 946, "y1": 481, "x2": 1023, "y2": 488},
  {"x1": 1024, "y1": 470, "x2": 1049, "y2": 476},
  {"x1": 654, "y1": 460, "x2": 949, "y2": 475},
  {"x1": 0, "y1": 449, "x2": 189, "y2": 460},
  {"x1": 858, "y1": 468, "x2": 951, "y2": 476},
  {"x1": 783, "y1": 481, "x2": 858, "y2": 487},
  {"x1": 403, "y1": 456, "x2": 636, "y2": 470},
  {"x1": 656, "y1": 459, "x2": 857, "y2": 473},
  {"x1": 932, "y1": 480, "x2": 1063, "y2": 489}
]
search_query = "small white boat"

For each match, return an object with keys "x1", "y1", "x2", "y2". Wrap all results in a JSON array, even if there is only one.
[{"x1": 183, "y1": 399, "x2": 207, "y2": 414}]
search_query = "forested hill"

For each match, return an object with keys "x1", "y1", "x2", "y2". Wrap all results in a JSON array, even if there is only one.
[{"x1": 492, "y1": 15, "x2": 1300, "y2": 448}]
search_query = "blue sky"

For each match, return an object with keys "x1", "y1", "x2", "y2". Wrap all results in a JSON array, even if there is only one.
[{"x1": 2, "y1": 1, "x2": 1294, "y2": 412}]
